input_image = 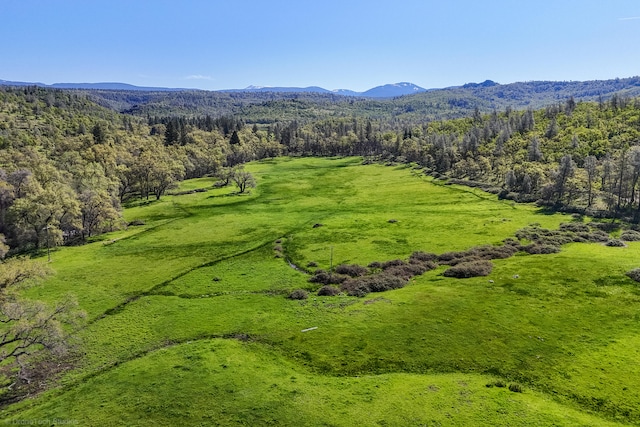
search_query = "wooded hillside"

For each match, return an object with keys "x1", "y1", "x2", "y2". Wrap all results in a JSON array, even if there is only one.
[{"x1": 2, "y1": 84, "x2": 640, "y2": 256}]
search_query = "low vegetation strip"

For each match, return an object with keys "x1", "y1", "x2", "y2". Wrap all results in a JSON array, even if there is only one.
[{"x1": 300, "y1": 220, "x2": 630, "y2": 298}]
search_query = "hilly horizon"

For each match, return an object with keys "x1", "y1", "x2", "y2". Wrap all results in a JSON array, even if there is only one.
[
  {"x1": 0, "y1": 78, "x2": 429, "y2": 98},
  {"x1": 232, "y1": 82, "x2": 428, "y2": 98},
  {"x1": 3, "y1": 76, "x2": 640, "y2": 102},
  {"x1": 4, "y1": 76, "x2": 640, "y2": 123}
]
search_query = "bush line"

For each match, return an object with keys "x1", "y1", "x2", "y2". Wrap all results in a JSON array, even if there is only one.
[{"x1": 298, "y1": 221, "x2": 631, "y2": 298}]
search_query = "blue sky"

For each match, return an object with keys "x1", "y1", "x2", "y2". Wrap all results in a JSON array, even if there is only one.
[{"x1": 2, "y1": 0, "x2": 639, "y2": 91}]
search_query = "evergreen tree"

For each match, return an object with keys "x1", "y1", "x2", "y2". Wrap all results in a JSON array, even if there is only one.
[
  {"x1": 583, "y1": 155, "x2": 598, "y2": 207},
  {"x1": 164, "y1": 120, "x2": 179, "y2": 145},
  {"x1": 527, "y1": 137, "x2": 544, "y2": 162},
  {"x1": 553, "y1": 154, "x2": 576, "y2": 204},
  {"x1": 230, "y1": 130, "x2": 241, "y2": 145}
]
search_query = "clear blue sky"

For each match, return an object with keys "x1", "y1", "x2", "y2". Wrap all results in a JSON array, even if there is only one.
[{"x1": 2, "y1": 0, "x2": 639, "y2": 91}]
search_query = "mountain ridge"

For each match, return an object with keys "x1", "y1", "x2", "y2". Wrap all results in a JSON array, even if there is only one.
[
  {"x1": 0, "y1": 79, "x2": 429, "y2": 98},
  {"x1": 0, "y1": 79, "x2": 190, "y2": 92},
  {"x1": 4, "y1": 77, "x2": 640, "y2": 120},
  {"x1": 224, "y1": 82, "x2": 428, "y2": 98}
]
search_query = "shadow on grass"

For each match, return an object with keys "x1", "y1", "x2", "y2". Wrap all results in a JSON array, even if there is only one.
[{"x1": 123, "y1": 199, "x2": 161, "y2": 209}]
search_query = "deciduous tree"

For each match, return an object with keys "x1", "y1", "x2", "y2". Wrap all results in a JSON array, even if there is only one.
[
  {"x1": 231, "y1": 166, "x2": 256, "y2": 194},
  {"x1": 0, "y1": 257, "x2": 84, "y2": 394}
]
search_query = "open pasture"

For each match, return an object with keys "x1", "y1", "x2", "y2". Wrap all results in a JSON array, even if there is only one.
[{"x1": 3, "y1": 157, "x2": 640, "y2": 426}]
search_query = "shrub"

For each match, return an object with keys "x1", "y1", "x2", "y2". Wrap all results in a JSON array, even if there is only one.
[
  {"x1": 288, "y1": 289, "x2": 308, "y2": 300},
  {"x1": 341, "y1": 273, "x2": 407, "y2": 297},
  {"x1": 605, "y1": 239, "x2": 625, "y2": 247},
  {"x1": 340, "y1": 280, "x2": 370, "y2": 297},
  {"x1": 508, "y1": 383, "x2": 523, "y2": 393},
  {"x1": 273, "y1": 245, "x2": 283, "y2": 252},
  {"x1": 492, "y1": 380, "x2": 506, "y2": 388},
  {"x1": 575, "y1": 232, "x2": 593, "y2": 242},
  {"x1": 381, "y1": 259, "x2": 406, "y2": 269},
  {"x1": 438, "y1": 252, "x2": 462, "y2": 263},
  {"x1": 308, "y1": 269, "x2": 331, "y2": 285},
  {"x1": 621, "y1": 230, "x2": 640, "y2": 241},
  {"x1": 409, "y1": 251, "x2": 438, "y2": 263},
  {"x1": 522, "y1": 244, "x2": 561, "y2": 255},
  {"x1": 335, "y1": 264, "x2": 369, "y2": 277},
  {"x1": 425, "y1": 260, "x2": 438, "y2": 271},
  {"x1": 367, "y1": 275, "x2": 407, "y2": 292},
  {"x1": 589, "y1": 222, "x2": 619, "y2": 232},
  {"x1": 559, "y1": 222, "x2": 590, "y2": 233},
  {"x1": 515, "y1": 226, "x2": 540, "y2": 241},
  {"x1": 128, "y1": 219, "x2": 145, "y2": 226},
  {"x1": 367, "y1": 261, "x2": 382, "y2": 269},
  {"x1": 309, "y1": 270, "x2": 349, "y2": 285},
  {"x1": 626, "y1": 268, "x2": 640, "y2": 282},
  {"x1": 538, "y1": 232, "x2": 574, "y2": 246},
  {"x1": 445, "y1": 255, "x2": 482, "y2": 266},
  {"x1": 502, "y1": 237, "x2": 520, "y2": 247},
  {"x1": 585, "y1": 230, "x2": 610, "y2": 242},
  {"x1": 407, "y1": 262, "x2": 432, "y2": 276},
  {"x1": 317, "y1": 285, "x2": 341, "y2": 296},
  {"x1": 473, "y1": 244, "x2": 518, "y2": 260},
  {"x1": 443, "y1": 260, "x2": 493, "y2": 278},
  {"x1": 384, "y1": 263, "x2": 429, "y2": 280},
  {"x1": 437, "y1": 251, "x2": 466, "y2": 264},
  {"x1": 306, "y1": 261, "x2": 318, "y2": 268}
]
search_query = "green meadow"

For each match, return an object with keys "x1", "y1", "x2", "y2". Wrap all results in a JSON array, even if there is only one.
[{"x1": 3, "y1": 157, "x2": 640, "y2": 426}]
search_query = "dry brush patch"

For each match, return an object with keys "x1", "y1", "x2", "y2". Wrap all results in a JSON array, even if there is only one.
[
  {"x1": 307, "y1": 221, "x2": 617, "y2": 296},
  {"x1": 443, "y1": 260, "x2": 493, "y2": 278}
]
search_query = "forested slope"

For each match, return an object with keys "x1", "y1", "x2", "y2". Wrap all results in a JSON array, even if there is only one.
[
  {"x1": 79, "y1": 76, "x2": 640, "y2": 122},
  {"x1": 2, "y1": 84, "x2": 640, "y2": 256}
]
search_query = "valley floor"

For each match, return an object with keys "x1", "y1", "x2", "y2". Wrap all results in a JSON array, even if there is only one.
[{"x1": 2, "y1": 157, "x2": 639, "y2": 426}]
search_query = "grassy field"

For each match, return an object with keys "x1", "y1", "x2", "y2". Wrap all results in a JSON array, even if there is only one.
[{"x1": 2, "y1": 157, "x2": 640, "y2": 426}]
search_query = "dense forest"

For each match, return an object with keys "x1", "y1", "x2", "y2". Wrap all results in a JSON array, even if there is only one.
[{"x1": 1, "y1": 83, "x2": 640, "y2": 256}]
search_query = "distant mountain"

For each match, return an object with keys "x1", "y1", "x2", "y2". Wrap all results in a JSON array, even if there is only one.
[
  {"x1": 50, "y1": 82, "x2": 187, "y2": 91},
  {"x1": 5, "y1": 77, "x2": 640, "y2": 117},
  {"x1": 429, "y1": 77, "x2": 640, "y2": 108},
  {"x1": 461, "y1": 80, "x2": 500, "y2": 89},
  {"x1": 0, "y1": 78, "x2": 429, "y2": 98},
  {"x1": 226, "y1": 83, "x2": 427, "y2": 98},
  {"x1": 360, "y1": 82, "x2": 427, "y2": 98},
  {"x1": 0, "y1": 79, "x2": 47, "y2": 87},
  {"x1": 233, "y1": 86, "x2": 333, "y2": 94},
  {"x1": 332, "y1": 89, "x2": 361, "y2": 97},
  {"x1": 0, "y1": 80, "x2": 188, "y2": 92},
  {"x1": 21, "y1": 75, "x2": 636, "y2": 123}
]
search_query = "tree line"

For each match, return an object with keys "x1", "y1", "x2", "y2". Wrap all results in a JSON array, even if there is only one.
[
  {"x1": 0, "y1": 87, "x2": 290, "y2": 255},
  {"x1": 2, "y1": 86, "x2": 640, "y2": 257}
]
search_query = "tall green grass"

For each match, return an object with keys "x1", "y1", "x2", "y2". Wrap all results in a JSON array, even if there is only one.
[{"x1": 4, "y1": 157, "x2": 638, "y2": 426}]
